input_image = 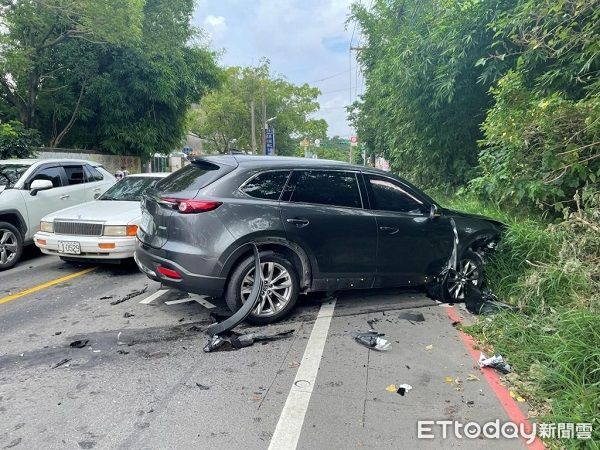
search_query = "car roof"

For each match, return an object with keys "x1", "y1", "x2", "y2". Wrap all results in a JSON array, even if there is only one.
[
  {"x1": 127, "y1": 172, "x2": 170, "y2": 178},
  {"x1": 0, "y1": 158, "x2": 103, "y2": 166},
  {"x1": 193, "y1": 154, "x2": 386, "y2": 173}
]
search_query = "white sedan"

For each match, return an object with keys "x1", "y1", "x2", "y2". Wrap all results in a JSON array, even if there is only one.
[{"x1": 34, "y1": 173, "x2": 169, "y2": 262}]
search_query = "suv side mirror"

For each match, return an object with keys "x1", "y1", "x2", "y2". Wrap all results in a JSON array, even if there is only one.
[
  {"x1": 429, "y1": 204, "x2": 441, "y2": 220},
  {"x1": 30, "y1": 179, "x2": 54, "y2": 196}
]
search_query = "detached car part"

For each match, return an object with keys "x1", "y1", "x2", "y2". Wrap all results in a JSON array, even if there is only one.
[{"x1": 206, "y1": 243, "x2": 261, "y2": 337}]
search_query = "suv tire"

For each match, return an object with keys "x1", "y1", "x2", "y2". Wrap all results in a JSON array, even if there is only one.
[
  {"x1": 444, "y1": 249, "x2": 484, "y2": 301},
  {"x1": 0, "y1": 222, "x2": 23, "y2": 271},
  {"x1": 225, "y1": 250, "x2": 299, "y2": 325}
]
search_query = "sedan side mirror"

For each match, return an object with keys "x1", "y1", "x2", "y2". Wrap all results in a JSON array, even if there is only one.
[
  {"x1": 429, "y1": 204, "x2": 441, "y2": 220},
  {"x1": 30, "y1": 179, "x2": 54, "y2": 196}
]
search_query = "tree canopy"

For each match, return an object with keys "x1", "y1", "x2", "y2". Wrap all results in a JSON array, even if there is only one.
[
  {"x1": 189, "y1": 61, "x2": 327, "y2": 156},
  {"x1": 0, "y1": 0, "x2": 221, "y2": 158},
  {"x1": 351, "y1": 0, "x2": 599, "y2": 210}
]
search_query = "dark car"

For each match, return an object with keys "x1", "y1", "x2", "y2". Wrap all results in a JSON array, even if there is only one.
[{"x1": 135, "y1": 156, "x2": 502, "y2": 324}]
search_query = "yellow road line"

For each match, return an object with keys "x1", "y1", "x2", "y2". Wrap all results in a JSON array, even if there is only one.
[{"x1": 0, "y1": 267, "x2": 97, "y2": 305}]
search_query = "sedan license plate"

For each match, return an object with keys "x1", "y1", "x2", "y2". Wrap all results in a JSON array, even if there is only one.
[
  {"x1": 58, "y1": 241, "x2": 81, "y2": 255},
  {"x1": 140, "y1": 211, "x2": 153, "y2": 233}
]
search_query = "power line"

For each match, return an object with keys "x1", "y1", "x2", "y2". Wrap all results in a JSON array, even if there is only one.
[
  {"x1": 320, "y1": 86, "x2": 353, "y2": 95},
  {"x1": 309, "y1": 69, "x2": 350, "y2": 84}
]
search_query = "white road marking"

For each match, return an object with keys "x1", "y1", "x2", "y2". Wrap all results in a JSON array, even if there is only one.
[
  {"x1": 189, "y1": 293, "x2": 216, "y2": 309},
  {"x1": 268, "y1": 299, "x2": 337, "y2": 450},
  {"x1": 164, "y1": 298, "x2": 194, "y2": 305},
  {"x1": 139, "y1": 289, "x2": 170, "y2": 304}
]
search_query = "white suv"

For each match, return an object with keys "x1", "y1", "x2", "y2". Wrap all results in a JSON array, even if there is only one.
[{"x1": 0, "y1": 159, "x2": 114, "y2": 270}]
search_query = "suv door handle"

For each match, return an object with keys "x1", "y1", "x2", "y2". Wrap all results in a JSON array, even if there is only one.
[
  {"x1": 379, "y1": 226, "x2": 399, "y2": 235},
  {"x1": 60, "y1": 194, "x2": 70, "y2": 200},
  {"x1": 286, "y1": 218, "x2": 310, "y2": 227}
]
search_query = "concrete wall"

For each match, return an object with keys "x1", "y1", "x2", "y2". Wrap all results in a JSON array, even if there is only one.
[{"x1": 35, "y1": 148, "x2": 141, "y2": 175}]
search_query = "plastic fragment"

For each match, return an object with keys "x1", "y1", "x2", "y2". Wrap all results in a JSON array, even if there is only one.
[
  {"x1": 203, "y1": 335, "x2": 226, "y2": 353},
  {"x1": 464, "y1": 284, "x2": 518, "y2": 315},
  {"x1": 110, "y1": 286, "x2": 148, "y2": 305},
  {"x1": 397, "y1": 384, "x2": 412, "y2": 396},
  {"x1": 52, "y1": 358, "x2": 71, "y2": 369},
  {"x1": 478, "y1": 352, "x2": 512, "y2": 374},
  {"x1": 425, "y1": 344, "x2": 433, "y2": 351},
  {"x1": 231, "y1": 330, "x2": 294, "y2": 349},
  {"x1": 206, "y1": 244, "x2": 261, "y2": 336},
  {"x1": 351, "y1": 331, "x2": 391, "y2": 351},
  {"x1": 466, "y1": 373, "x2": 480, "y2": 381},
  {"x1": 386, "y1": 384, "x2": 412, "y2": 395},
  {"x1": 69, "y1": 340, "x2": 88, "y2": 349}
]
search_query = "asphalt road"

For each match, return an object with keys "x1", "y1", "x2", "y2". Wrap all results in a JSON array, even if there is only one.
[{"x1": 0, "y1": 251, "x2": 530, "y2": 449}]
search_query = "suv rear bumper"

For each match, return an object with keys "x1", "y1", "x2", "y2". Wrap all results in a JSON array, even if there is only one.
[{"x1": 134, "y1": 240, "x2": 226, "y2": 297}]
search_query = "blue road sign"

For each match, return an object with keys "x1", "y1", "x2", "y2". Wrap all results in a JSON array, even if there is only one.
[{"x1": 265, "y1": 126, "x2": 275, "y2": 155}]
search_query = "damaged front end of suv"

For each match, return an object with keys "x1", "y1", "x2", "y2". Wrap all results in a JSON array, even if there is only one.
[{"x1": 427, "y1": 210, "x2": 505, "y2": 303}]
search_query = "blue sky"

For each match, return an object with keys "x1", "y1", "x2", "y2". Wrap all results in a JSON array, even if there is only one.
[{"x1": 193, "y1": 0, "x2": 363, "y2": 138}]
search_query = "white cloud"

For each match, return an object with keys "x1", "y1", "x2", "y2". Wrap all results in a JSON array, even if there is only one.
[
  {"x1": 202, "y1": 15, "x2": 228, "y2": 45},
  {"x1": 193, "y1": 0, "x2": 362, "y2": 138}
]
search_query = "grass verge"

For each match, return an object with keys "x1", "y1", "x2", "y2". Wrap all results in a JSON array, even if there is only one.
[{"x1": 440, "y1": 190, "x2": 600, "y2": 448}]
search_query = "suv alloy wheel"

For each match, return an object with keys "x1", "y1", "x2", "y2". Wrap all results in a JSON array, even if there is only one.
[
  {"x1": 225, "y1": 250, "x2": 300, "y2": 325},
  {"x1": 445, "y1": 249, "x2": 484, "y2": 300},
  {"x1": 0, "y1": 222, "x2": 23, "y2": 270}
]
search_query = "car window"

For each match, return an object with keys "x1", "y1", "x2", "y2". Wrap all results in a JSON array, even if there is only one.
[
  {"x1": 64, "y1": 165, "x2": 85, "y2": 185},
  {"x1": 366, "y1": 174, "x2": 426, "y2": 214},
  {"x1": 84, "y1": 165, "x2": 104, "y2": 182},
  {"x1": 156, "y1": 161, "x2": 231, "y2": 194},
  {"x1": 241, "y1": 171, "x2": 290, "y2": 200},
  {"x1": 0, "y1": 164, "x2": 30, "y2": 189},
  {"x1": 288, "y1": 170, "x2": 362, "y2": 208},
  {"x1": 30, "y1": 166, "x2": 64, "y2": 188},
  {"x1": 100, "y1": 176, "x2": 161, "y2": 201}
]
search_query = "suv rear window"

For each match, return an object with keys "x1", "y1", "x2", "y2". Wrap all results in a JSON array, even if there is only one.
[
  {"x1": 241, "y1": 170, "x2": 290, "y2": 200},
  {"x1": 155, "y1": 161, "x2": 229, "y2": 193}
]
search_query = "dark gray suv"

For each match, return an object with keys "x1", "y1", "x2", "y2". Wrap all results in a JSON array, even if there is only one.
[{"x1": 135, "y1": 155, "x2": 502, "y2": 324}]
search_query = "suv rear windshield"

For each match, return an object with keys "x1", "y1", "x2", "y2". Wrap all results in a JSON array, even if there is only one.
[
  {"x1": 155, "y1": 161, "x2": 232, "y2": 194},
  {"x1": 0, "y1": 164, "x2": 30, "y2": 189}
]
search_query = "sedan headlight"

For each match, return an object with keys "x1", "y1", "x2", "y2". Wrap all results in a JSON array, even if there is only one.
[
  {"x1": 40, "y1": 221, "x2": 54, "y2": 233},
  {"x1": 103, "y1": 225, "x2": 138, "y2": 236}
]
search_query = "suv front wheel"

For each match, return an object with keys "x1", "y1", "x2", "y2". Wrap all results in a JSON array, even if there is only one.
[
  {"x1": 225, "y1": 250, "x2": 299, "y2": 325},
  {"x1": 0, "y1": 222, "x2": 23, "y2": 271}
]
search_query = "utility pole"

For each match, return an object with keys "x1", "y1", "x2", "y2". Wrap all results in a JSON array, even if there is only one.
[
  {"x1": 261, "y1": 95, "x2": 267, "y2": 155},
  {"x1": 250, "y1": 100, "x2": 257, "y2": 154},
  {"x1": 348, "y1": 45, "x2": 367, "y2": 164}
]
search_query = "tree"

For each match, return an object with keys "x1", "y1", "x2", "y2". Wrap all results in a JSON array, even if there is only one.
[
  {"x1": 0, "y1": 0, "x2": 144, "y2": 129},
  {"x1": 0, "y1": 120, "x2": 40, "y2": 159},
  {"x1": 471, "y1": 0, "x2": 600, "y2": 209},
  {"x1": 350, "y1": 0, "x2": 514, "y2": 189},
  {"x1": 0, "y1": 0, "x2": 221, "y2": 158},
  {"x1": 190, "y1": 61, "x2": 325, "y2": 156}
]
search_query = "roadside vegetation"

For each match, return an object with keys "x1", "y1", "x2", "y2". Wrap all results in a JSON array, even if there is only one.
[
  {"x1": 442, "y1": 191, "x2": 600, "y2": 446},
  {"x1": 0, "y1": 0, "x2": 221, "y2": 158},
  {"x1": 353, "y1": 0, "x2": 599, "y2": 446}
]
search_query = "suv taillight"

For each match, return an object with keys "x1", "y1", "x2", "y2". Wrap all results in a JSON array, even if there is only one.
[{"x1": 159, "y1": 197, "x2": 222, "y2": 214}]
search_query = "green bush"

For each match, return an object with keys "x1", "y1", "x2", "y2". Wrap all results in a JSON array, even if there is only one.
[
  {"x1": 448, "y1": 190, "x2": 599, "y2": 447},
  {"x1": 0, "y1": 121, "x2": 40, "y2": 159}
]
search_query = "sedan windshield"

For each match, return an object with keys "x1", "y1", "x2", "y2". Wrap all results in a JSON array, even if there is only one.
[
  {"x1": 0, "y1": 164, "x2": 30, "y2": 189},
  {"x1": 99, "y1": 176, "x2": 161, "y2": 201}
]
